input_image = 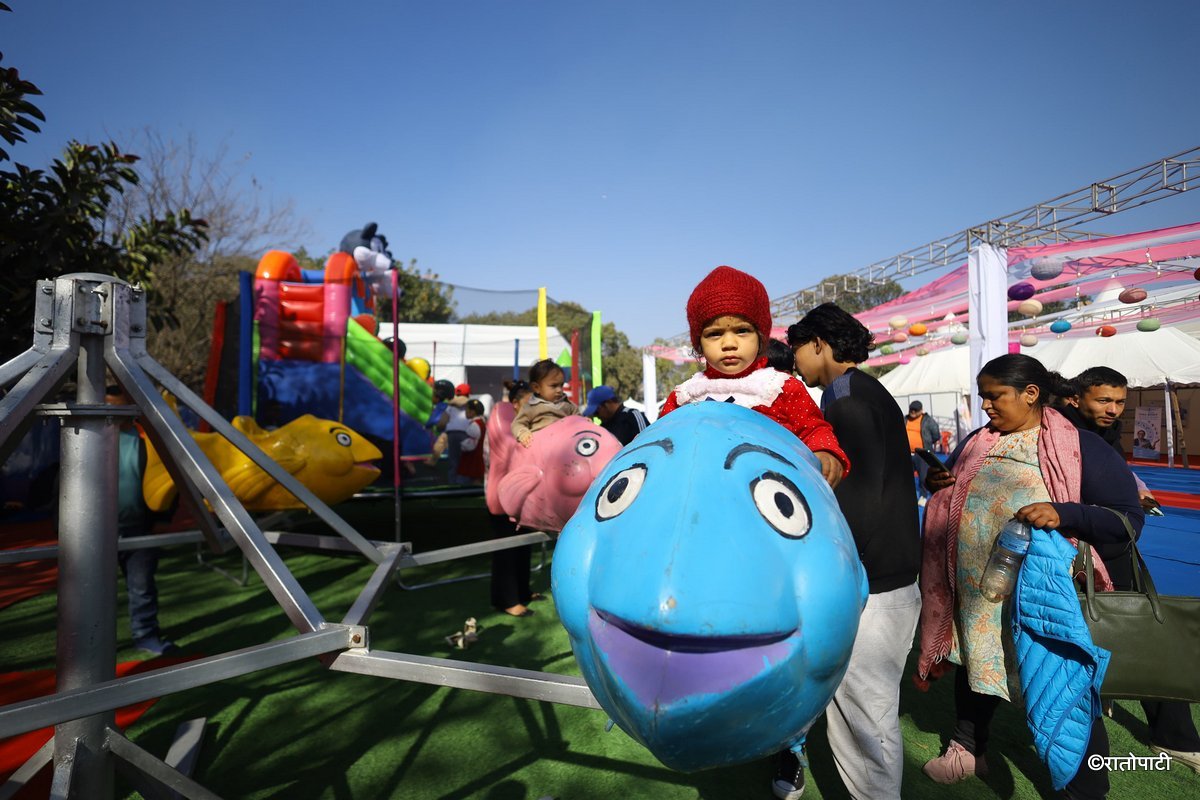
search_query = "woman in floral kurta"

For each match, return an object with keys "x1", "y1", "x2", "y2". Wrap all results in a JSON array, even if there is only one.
[
  {"x1": 918, "y1": 354, "x2": 1145, "y2": 800},
  {"x1": 948, "y1": 426, "x2": 1050, "y2": 698}
]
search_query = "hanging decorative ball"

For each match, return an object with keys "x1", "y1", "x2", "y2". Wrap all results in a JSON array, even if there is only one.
[
  {"x1": 1030, "y1": 258, "x2": 1065, "y2": 281},
  {"x1": 1194, "y1": 266, "x2": 1200, "y2": 281},
  {"x1": 1096, "y1": 325, "x2": 1117, "y2": 338},
  {"x1": 1118, "y1": 287, "x2": 1148, "y2": 304},
  {"x1": 888, "y1": 315, "x2": 908, "y2": 330},
  {"x1": 916, "y1": 347, "x2": 930, "y2": 356},
  {"x1": 1020, "y1": 333, "x2": 1039, "y2": 347},
  {"x1": 908, "y1": 322, "x2": 928, "y2": 337},
  {"x1": 880, "y1": 345, "x2": 895, "y2": 355},
  {"x1": 1017, "y1": 299, "x2": 1044, "y2": 317},
  {"x1": 951, "y1": 332, "x2": 969, "y2": 345},
  {"x1": 1008, "y1": 282, "x2": 1036, "y2": 301},
  {"x1": 1008, "y1": 342, "x2": 1021, "y2": 354},
  {"x1": 892, "y1": 332, "x2": 909, "y2": 343},
  {"x1": 1136, "y1": 318, "x2": 1161, "y2": 332},
  {"x1": 899, "y1": 356, "x2": 911, "y2": 365},
  {"x1": 1049, "y1": 319, "x2": 1072, "y2": 335}
]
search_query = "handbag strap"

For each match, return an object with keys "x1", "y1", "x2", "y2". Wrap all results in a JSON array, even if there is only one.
[
  {"x1": 1081, "y1": 508, "x2": 1163, "y2": 624},
  {"x1": 1104, "y1": 506, "x2": 1146, "y2": 591}
]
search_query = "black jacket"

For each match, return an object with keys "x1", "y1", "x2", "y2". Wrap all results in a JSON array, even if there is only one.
[
  {"x1": 821, "y1": 369, "x2": 922, "y2": 593},
  {"x1": 602, "y1": 406, "x2": 649, "y2": 447}
]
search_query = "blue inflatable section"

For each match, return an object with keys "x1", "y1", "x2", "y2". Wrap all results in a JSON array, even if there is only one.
[{"x1": 257, "y1": 358, "x2": 431, "y2": 455}]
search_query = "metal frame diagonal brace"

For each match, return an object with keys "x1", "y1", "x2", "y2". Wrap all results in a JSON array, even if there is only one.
[{"x1": 0, "y1": 273, "x2": 599, "y2": 800}]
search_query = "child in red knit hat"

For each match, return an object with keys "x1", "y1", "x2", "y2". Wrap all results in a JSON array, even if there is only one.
[{"x1": 659, "y1": 265, "x2": 850, "y2": 486}]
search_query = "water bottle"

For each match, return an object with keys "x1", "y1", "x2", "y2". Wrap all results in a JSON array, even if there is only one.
[{"x1": 980, "y1": 519, "x2": 1032, "y2": 603}]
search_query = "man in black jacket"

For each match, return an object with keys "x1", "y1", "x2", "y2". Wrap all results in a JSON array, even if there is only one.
[
  {"x1": 1062, "y1": 366, "x2": 1200, "y2": 774},
  {"x1": 769, "y1": 303, "x2": 922, "y2": 800}
]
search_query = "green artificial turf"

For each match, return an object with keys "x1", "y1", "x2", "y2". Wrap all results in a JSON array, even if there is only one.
[{"x1": 2, "y1": 497, "x2": 1198, "y2": 799}]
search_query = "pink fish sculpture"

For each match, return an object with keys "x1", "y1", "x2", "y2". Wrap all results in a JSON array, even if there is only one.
[{"x1": 486, "y1": 403, "x2": 621, "y2": 532}]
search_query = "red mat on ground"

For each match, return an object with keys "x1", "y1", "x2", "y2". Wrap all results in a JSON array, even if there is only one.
[
  {"x1": 0, "y1": 506, "x2": 202, "y2": 612},
  {"x1": 1156, "y1": 490, "x2": 1200, "y2": 511},
  {"x1": 0, "y1": 657, "x2": 193, "y2": 797},
  {"x1": 0, "y1": 519, "x2": 57, "y2": 612}
]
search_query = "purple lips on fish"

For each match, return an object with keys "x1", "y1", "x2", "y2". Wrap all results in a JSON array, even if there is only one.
[{"x1": 588, "y1": 610, "x2": 798, "y2": 707}]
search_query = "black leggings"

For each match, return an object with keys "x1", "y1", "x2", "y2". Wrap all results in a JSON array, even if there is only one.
[
  {"x1": 489, "y1": 513, "x2": 533, "y2": 610},
  {"x1": 953, "y1": 666, "x2": 1110, "y2": 799}
]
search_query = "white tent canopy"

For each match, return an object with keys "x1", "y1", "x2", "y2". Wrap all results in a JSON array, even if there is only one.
[
  {"x1": 880, "y1": 328, "x2": 1200, "y2": 397},
  {"x1": 377, "y1": 323, "x2": 570, "y2": 388}
]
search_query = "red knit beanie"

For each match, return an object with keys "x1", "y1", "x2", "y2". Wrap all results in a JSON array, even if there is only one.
[{"x1": 686, "y1": 266, "x2": 771, "y2": 347}]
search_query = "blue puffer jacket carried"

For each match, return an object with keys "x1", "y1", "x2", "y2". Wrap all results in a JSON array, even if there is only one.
[{"x1": 1011, "y1": 528, "x2": 1111, "y2": 790}]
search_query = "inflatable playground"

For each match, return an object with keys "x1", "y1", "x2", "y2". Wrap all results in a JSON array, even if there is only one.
[
  {"x1": 249, "y1": 247, "x2": 435, "y2": 463},
  {"x1": 2, "y1": 216, "x2": 1200, "y2": 800}
]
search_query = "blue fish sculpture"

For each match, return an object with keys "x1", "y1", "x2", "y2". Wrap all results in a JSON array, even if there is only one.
[{"x1": 552, "y1": 401, "x2": 868, "y2": 772}]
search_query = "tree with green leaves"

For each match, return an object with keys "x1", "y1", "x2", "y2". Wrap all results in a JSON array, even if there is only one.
[
  {"x1": 373, "y1": 259, "x2": 456, "y2": 324},
  {"x1": 803, "y1": 272, "x2": 905, "y2": 315},
  {"x1": 0, "y1": 9, "x2": 207, "y2": 363}
]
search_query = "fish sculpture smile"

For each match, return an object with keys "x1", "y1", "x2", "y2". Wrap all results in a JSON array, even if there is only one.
[{"x1": 552, "y1": 401, "x2": 867, "y2": 772}]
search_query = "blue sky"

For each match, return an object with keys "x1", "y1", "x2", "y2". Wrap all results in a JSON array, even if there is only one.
[{"x1": 7, "y1": 1, "x2": 1200, "y2": 345}]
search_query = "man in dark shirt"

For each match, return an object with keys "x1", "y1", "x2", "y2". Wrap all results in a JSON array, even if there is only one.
[
  {"x1": 769, "y1": 303, "x2": 922, "y2": 800},
  {"x1": 581, "y1": 385, "x2": 648, "y2": 447},
  {"x1": 1062, "y1": 366, "x2": 1200, "y2": 774}
]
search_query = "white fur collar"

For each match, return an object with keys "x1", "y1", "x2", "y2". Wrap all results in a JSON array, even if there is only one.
[{"x1": 674, "y1": 367, "x2": 787, "y2": 409}]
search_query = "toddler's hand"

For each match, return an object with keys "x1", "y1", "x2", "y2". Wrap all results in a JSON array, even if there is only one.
[
  {"x1": 816, "y1": 451, "x2": 844, "y2": 489},
  {"x1": 518, "y1": 432, "x2": 533, "y2": 447}
]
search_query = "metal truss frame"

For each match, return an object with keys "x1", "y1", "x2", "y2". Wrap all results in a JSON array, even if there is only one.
[
  {"x1": 661, "y1": 146, "x2": 1200, "y2": 344},
  {"x1": 769, "y1": 147, "x2": 1200, "y2": 320},
  {"x1": 0, "y1": 274, "x2": 598, "y2": 800}
]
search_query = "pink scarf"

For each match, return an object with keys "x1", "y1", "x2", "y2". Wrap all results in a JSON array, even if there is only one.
[{"x1": 916, "y1": 406, "x2": 1113, "y2": 680}]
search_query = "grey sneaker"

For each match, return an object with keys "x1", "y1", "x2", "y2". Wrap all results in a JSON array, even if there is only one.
[
  {"x1": 1152, "y1": 745, "x2": 1200, "y2": 774},
  {"x1": 772, "y1": 750, "x2": 805, "y2": 799}
]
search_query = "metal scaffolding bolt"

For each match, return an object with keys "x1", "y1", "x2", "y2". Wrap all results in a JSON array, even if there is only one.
[
  {"x1": 41, "y1": 285, "x2": 53, "y2": 295},
  {"x1": 351, "y1": 634, "x2": 363, "y2": 645},
  {"x1": 39, "y1": 318, "x2": 51, "y2": 327},
  {"x1": 131, "y1": 325, "x2": 143, "y2": 333}
]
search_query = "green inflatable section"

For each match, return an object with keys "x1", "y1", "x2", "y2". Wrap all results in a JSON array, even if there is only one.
[{"x1": 345, "y1": 318, "x2": 434, "y2": 422}]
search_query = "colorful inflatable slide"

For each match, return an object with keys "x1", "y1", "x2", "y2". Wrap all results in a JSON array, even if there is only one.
[{"x1": 252, "y1": 250, "x2": 433, "y2": 455}]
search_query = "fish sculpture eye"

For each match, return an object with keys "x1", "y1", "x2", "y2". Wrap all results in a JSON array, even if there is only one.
[
  {"x1": 594, "y1": 464, "x2": 647, "y2": 521},
  {"x1": 334, "y1": 431, "x2": 352, "y2": 447},
  {"x1": 575, "y1": 436, "x2": 600, "y2": 456},
  {"x1": 750, "y1": 471, "x2": 811, "y2": 538}
]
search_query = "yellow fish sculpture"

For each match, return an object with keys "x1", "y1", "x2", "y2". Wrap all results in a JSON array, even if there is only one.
[{"x1": 143, "y1": 415, "x2": 383, "y2": 512}]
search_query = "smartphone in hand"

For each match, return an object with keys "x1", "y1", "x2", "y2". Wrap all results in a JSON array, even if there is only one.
[{"x1": 914, "y1": 448, "x2": 949, "y2": 475}]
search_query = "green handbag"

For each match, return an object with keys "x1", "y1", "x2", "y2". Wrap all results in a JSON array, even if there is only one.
[{"x1": 1078, "y1": 508, "x2": 1200, "y2": 703}]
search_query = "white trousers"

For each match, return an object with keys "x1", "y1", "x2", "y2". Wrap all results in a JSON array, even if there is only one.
[{"x1": 825, "y1": 581, "x2": 922, "y2": 800}]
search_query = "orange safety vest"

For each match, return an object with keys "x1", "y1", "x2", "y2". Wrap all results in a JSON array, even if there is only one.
[{"x1": 906, "y1": 414, "x2": 924, "y2": 453}]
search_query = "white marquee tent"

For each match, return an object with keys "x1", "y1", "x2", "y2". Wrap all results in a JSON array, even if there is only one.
[
  {"x1": 377, "y1": 323, "x2": 570, "y2": 393},
  {"x1": 880, "y1": 328, "x2": 1200, "y2": 397},
  {"x1": 880, "y1": 328, "x2": 1200, "y2": 451}
]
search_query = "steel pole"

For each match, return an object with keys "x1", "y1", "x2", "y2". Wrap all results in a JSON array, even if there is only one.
[{"x1": 53, "y1": 316, "x2": 118, "y2": 799}]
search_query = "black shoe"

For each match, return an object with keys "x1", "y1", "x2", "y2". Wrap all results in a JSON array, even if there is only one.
[{"x1": 773, "y1": 750, "x2": 805, "y2": 799}]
